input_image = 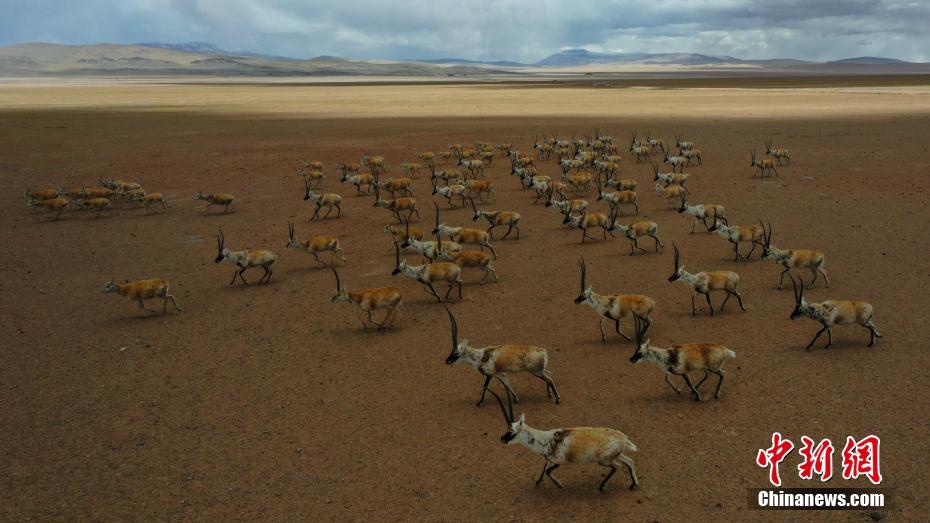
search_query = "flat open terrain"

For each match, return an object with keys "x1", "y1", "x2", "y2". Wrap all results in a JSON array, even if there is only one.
[{"x1": 2, "y1": 80, "x2": 929, "y2": 521}]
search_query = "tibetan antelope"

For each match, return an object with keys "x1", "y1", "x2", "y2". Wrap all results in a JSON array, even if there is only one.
[
  {"x1": 438, "y1": 151, "x2": 455, "y2": 163},
  {"x1": 340, "y1": 170, "x2": 376, "y2": 195},
  {"x1": 298, "y1": 167, "x2": 325, "y2": 189},
  {"x1": 330, "y1": 266, "x2": 402, "y2": 330},
  {"x1": 545, "y1": 190, "x2": 588, "y2": 219},
  {"x1": 384, "y1": 222, "x2": 425, "y2": 253},
  {"x1": 377, "y1": 177, "x2": 414, "y2": 197},
  {"x1": 682, "y1": 148, "x2": 703, "y2": 166},
  {"x1": 465, "y1": 179, "x2": 494, "y2": 202},
  {"x1": 765, "y1": 140, "x2": 791, "y2": 165},
  {"x1": 596, "y1": 180, "x2": 639, "y2": 216},
  {"x1": 750, "y1": 150, "x2": 778, "y2": 178},
  {"x1": 402, "y1": 218, "x2": 463, "y2": 261},
  {"x1": 675, "y1": 135, "x2": 694, "y2": 152},
  {"x1": 414, "y1": 151, "x2": 435, "y2": 168},
  {"x1": 563, "y1": 210, "x2": 612, "y2": 243},
  {"x1": 374, "y1": 188, "x2": 419, "y2": 223},
  {"x1": 336, "y1": 162, "x2": 361, "y2": 178},
  {"x1": 790, "y1": 276, "x2": 880, "y2": 351},
  {"x1": 497, "y1": 143, "x2": 513, "y2": 157},
  {"x1": 654, "y1": 183, "x2": 688, "y2": 210},
  {"x1": 79, "y1": 197, "x2": 112, "y2": 217},
  {"x1": 575, "y1": 257, "x2": 655, "y2": 342},
  {"x1": 709, "y1": 217, "x2": 765, "y2": 261},
  {"x1": 432, "y1": 182, "x2": 468, "y2": 208},
  {"x1": 629, "y1": 133, "x2": 651, "y2": 163},
  {"x1": 361, "y1": 155, "x2": 385, "y2": 176},
  {"x1": 433, "y1": 203, "x2": 497, "y2": 258},
  {"x1": 663, "y1": 149, "x2": 688, "y2": 173},
  {"x1": 444, "y1": 306, "x2": 558, "y2": 405},
  {"x1": 760, "y1": 222, "x2": 829, "y2": 288},
  {"x1": 651, "y1": 162, "x2": 689, "y2": 188},
  {"x1": 24, "y1": 187, "x2": 60, "y2": 201},
  {"x1": 486, "y1": 386, "x2": 638, "y2": 492},
  {"x1": 194, "y1": 192, "x2": 235, "y2": 214},
  {"x1": 470, "y1": 198, "x2": 521, "y2": 240},
  {"x1": 668, "y1": 243, "x2": 747, "y2": 316},
  {"x1": 443, "y1": 248, "x2": 499, "y2": 284},
  {"x1": 79, "y1": 187, "x2": 115, "y2": 200},
  {"x1": 26, "y1": 197, "x2": 69, "y2": 219},
  {"x1": 391, "y1": 244, "x2": 463, "y2": 303},
  {"x1": 285, "y1": 222, "x2": 346, "y2": 268},
  {"x1": 646, "y1": 131, "x2": 664, "y2": 153},
  {"x1": 606, "y1": 178, "x2": 637, "y2": 192},
  {"x1": 304, "y1": 182, "x2": 343, "y2": 220},
  {"x1": 458, "y1": 159, "x2": 485, "y2": 177},
  {"x1": 214, "y1": 228, "x2": 277, "y2": 285},
  {"x1": 103, "y1": 278, "x2": 181, "y2": 317},
  {"x1": 678, "y1": 198, "x2": 728, "y2": 233},
  {"x1": 630, "y1": 315, "x2": 736, "y2": 401},
  {"x1": 138, "y1": 192, "x2": 169, "y2": 213},
  {"x1": 302, "y1": 160, "x2": 324, "y2": 171},
  {"x1": 400, "y1": 162, "x2": 423, "y2": 178},
  {"x1": 563, "y1": 172, "x2": 593, "y2": 195},
  {"x1": 608, "y1": 219, "x2": 664, "y2": 256}
]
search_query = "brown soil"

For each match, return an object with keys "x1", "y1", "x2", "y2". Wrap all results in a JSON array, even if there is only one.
[{"x1": 1, "y1": 83, "x2": 928, "y2": 521}]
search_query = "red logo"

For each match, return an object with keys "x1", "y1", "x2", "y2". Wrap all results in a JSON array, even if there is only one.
[{"x1": 757, "y1": 434, "x2": 881, "y2": 486}]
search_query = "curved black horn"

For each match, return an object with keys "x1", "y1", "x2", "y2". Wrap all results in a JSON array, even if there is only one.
[
  {"x1": 578, "y1": 256, "x2": 587, "y2": 293},
  {"x1": 434, "y1": 201, "x2": 440, "y2": 228},
  {"x1": 444, "y1": 305, "x2": 458, "y2": 349},
  {"x1": 486, "y1": 387, "x2": 514, "y2": 425},
  {"x1": 394, "y1": 241, "x2": 401, "y2": 270},
  {"x1": 331, "y1": 265, "x2": 342, "y2": 292},
  {"x1": 672, "y1": 241, "x2": 680, "y2": 270}
]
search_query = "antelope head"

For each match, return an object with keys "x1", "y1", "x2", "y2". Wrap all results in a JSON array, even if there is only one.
[
  {"x1": 629, "y1": 314, "x2": 652, "y2": 363},
  {"x1": 214, "y1": 228, "x2": 230, "y2": 264},
  {"x1": 285, "y1": 222, "x2": 301, "y2": 249}
]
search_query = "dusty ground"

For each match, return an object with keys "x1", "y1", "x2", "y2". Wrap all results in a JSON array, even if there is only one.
[{"x1": 1, "y1": 81, "x2": 929, "y2": 521}]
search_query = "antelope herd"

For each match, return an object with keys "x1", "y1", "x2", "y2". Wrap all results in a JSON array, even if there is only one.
[{"x1": 25, "y1": 130, "x2": 886, "y2": 495}]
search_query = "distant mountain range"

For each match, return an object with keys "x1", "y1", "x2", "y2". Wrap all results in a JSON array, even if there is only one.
[{"x1": 0, "y1": 42, "x2": 926, "y2": 78}]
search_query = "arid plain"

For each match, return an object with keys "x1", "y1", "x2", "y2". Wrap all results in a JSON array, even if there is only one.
[{"x1": 2, "y1": 79, "x2": 929, "y2": 521}]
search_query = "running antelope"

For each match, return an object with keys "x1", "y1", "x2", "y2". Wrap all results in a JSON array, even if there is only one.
[
  {"x1": 374, "y1": 188, "x2": 419, "y2": 223},
  {"x1": 760, "y1": 222, "x2": 830, "y2": 288},
  {"x1": 606, "y1": 178, "x2": 637, "y2": 192},
  {"x1": 377, "y1": 177, "x2": 414, "y2": 197},
  {"x1": 285, "y1": 222, "x2": 346, "y2": 268},
  {"x1": 401, "y1": 219, "x2": 463, "y2": 262},
  {"x1": 678, "y1": 198, "x2": 728, "y2": 233},
  {"x1": 194, "y1": 192, "x2": 236, "y2": 214},
  {"x1": 80, "y1": 187, "x2": 115, "y2": 200},
  {"x1": 668, "y1": 243, "x2": 747, "y2": 316},
  {"x1": 433, "y1": 203, "x2": 497, "y2": 257},
  {"x1": 789, "y1": 276, "x2": 880, "y2": 351},
  {"x1": 303, "y1": 160, "x2": 324, "y2": 171},
  {"x1": 654, "y1": 183, "x2": 688, "y2": 210},
  {"x1": 103, "y1": 278, "x2": 181, "y2": 317},
  {"x1": 465, "y1": 179, "x2": 494, "y2": 202},
  {"x1": 646, "y1": 131, "x2": 664, "y2": 153},
  {"x1": 330, "y1": 266, "x2": 402, "y2": 330},
  {"x1": 609, "y1": 219, "x2": 664, "y2": 256},
  {"x1": 298, "y1": 167, "x2": 325, "y2": 189},
  {"x1": 765, "y1": 140, "x2": 791, "y2": 165},
  {"x1": 26, "y1": 197, "x2": 69, "y2": 220},
  {"x1": 682, "y1": 148, "x2": 703, "y2": 166},
  {"x1": 361, "y1": 155, "x2": 386, "y2": 177},
  {"x1": 304, "y1": 182, "x2": 343, "y2": 220},
  {"x1": 651, "y1": 162, "x2": 689, "y2": 187},
  {"x1": 391, "y1": 244, "x2": 463, "y2": 303},
  {"x1": 214, "y1": 228, "x2": 277, "y2": 285},
  {"x1": 137, "y1": 192, "x2": 169, "y2": 213},
  {"x1": 79, "y1": 197, "x2": 112, "y2": 217},
  {"x1": 458, "y1": 159, "x2": 485, "y2": 177},
  {"x1": 341, "y1": 170, "x2": 376, "y2": 195},
  {"x1": 545, "y1": 191, "x2": 588, "y2": 219},
  {"x1": 709, "y1": 217, "x2": 765, "y2": 261},
  {"x1": 442, "y1": 248, "x2": 500, "y2": 284},
  {"x1": 432, "y1": 182, "x2": 468, "y2": 208},
  {"x1": 400, "y1": 162, "x2": 423, "y2": 178},
  {"x1": 630, "y1": 315, "x2": 736, "y2": 401},
  {"x1": 596, "y1": 181, "x2": 639, "y2": 216},
  {"x1": 575, "y1": 257, "x2": 655, "y2": 342},
  {"x1": 675, "y1": 135, "x2": 695, "y2": 152},
  {"x1": 563, "y1": 210, "x2": 612, "y2": 243},
  {"x1": 336, "y1": 162, "x2": 361, "y2": 178},
  {"x1": 24, "y1": 188, "x2": 60, "y2": 201},
  {"x1": 414, "y1": 151, "x2": 435, "y2": 168},
  {"x1": 384, "y1": 223, "x2": 425, "y2": 253},
  {"x1": 486, "y1": 387, "x2": 638, "y2": 492},
  {"x1": 470, "y1": 198, "x2": 521, "y2": 240},
  {"x1": 444, "y1": 306, "x2": 558, "y2": 405},
  {"x1": 663, "y1": 150, "x2": 688, "y2": 173},
  {"x1": 751, "y1": 150, "x2": 778, "y2": 178},
  {"x1": 629, "y1": 133, "x2": 651, "y2": 163},
  {"x1": 563, "y1": 172, "x2": 593, "y2": 195}
]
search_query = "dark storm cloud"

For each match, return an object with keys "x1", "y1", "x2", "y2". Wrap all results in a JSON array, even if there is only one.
[{"x1": 0, "y1": 0, "x2": 927, "y2": 62}]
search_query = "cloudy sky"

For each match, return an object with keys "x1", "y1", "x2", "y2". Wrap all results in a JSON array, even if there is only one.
[{"x1": 0, "y1": 0, "x2": 928, "y2": 62}]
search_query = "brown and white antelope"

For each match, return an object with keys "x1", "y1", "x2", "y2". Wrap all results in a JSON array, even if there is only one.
[
  {"x1": 651, "y1": 162, "x2": 689, "y2": 188},
  {"x1": 286, "y1": 222, "x2": 346, "y2": 268},
  {"x1": 432, "y1": 182, "x2": 468, "y2": 208},
  {"x1": 545, "y1": 191, "x2": 588, "y2": 219},
  {"x1": 465, "y1": 179, "x2": 494, "y2": 202},
  {"x1": 135, "y1": 192, "x2": 169, "y2": 213},
  {"x1": 563, "y1": 171, "x2": 593, "y2": 195},
  {"x1": 646, "y1": 131, "x2": 664, "y2": 153},
  {"x1": 789, "y1": 277, "x2": 880, "y2": 351},
  {"x1": 678, "y1": 198, "x2": 728, "y2": 233},
  {"x1": 304, "y1": 182, "x2": 343, "y2": 220},
  {"x1": 765, "y1": 140, "x2": 791, "y2": 165},
  {"x1": 675, "y1": 135, "x2": 695, "y2": 153},
  {"x1": 596, "y1": 180, "x2": 639, "y2": 216},
  {"x1": 608, "y1": 219, "x2": 664, "y2": 256},
  {"x1": 575, "y1": 257, "x2": 655, "y2": 342},
  {"x1": 330, "y1": 266, "x2": 402, "y2": 330},
  {"x1": 194, "y1": 192, "x2": 236, "y2": 214},
  {"x1": 629, "y1": 133, "x2": 651, "y2": 163},
  {"x1": 340, "y1": 170, "x2": 376, "y2": 195},
  {"x1": 668, "y1": 243, "x2": 747, "y2": 316},
  {"x1": 298, "y1": 167, "x2": 326, "y2": 189},
  {"x1": 709, "y1": 217, "x2": 766, "y2": 261},
  {"x1": 336, "y1": 162, "x2": 361, "y2": 178},
  {"x1": 760, "y1": 222, "x2": 829, "y2": 288},
  {"x1": 79, "y1": 197, "x2": 112, "y2": 217},
  {"x1": 361, "y1": 154, "x2": 386, "y2": 176},
  {"x1": 400, "y1": 161, "x2": 423, "y2": 178},
  {"x1": 750, "y1": 150, "x2": 778, "y2": 178},
  {"x1": 606, "y1": 178, "x2": 637, "y2": 192},
  {"x1": 103, "y1": 278, "x2": 182, "y2": 317},
  {"x1": 630, "y1": 315, "x2": 736, "y2": 401},
  {"x1": 401, "y1": 217, "x2": 463, "y2": 261},
  {"x1": 654, "y1": 183, "x2": 688, "y2": 210},
  {"x1": 470, "y1": 198, "x2": 521, "y2": 240},
  {"x1": 663, "y1": 149, "x2": 688, "y2": 173},
  {"x1": 377, "y1": 177, "x2": 414, "y2": 197},
  {"x1": 563, "y1": 209, "x2": 612, "y2": 243},
  {"x1": 414, "y1": 151, "x2": 435, "y2": 168},
  {"x1": 373, "y1": 188, "x2": 419, "y2": 223},
  {"x1": 391, "y1": 244, "x2": 463, "y2": 303},
  {"x1": 433, "y1": 204, "x2": 497, "y2": 258},
  {"x1": 445, "y1": 306, "x2": 558, "y2": 405},
  {"x1": 26, "y1": 197, "x2": 69, "y2": 219},
  {"x1": 458, "y1": 159, "x2": 485, "y2": 177},
  {"x1": 682, "y1": 148, "x2": 703, "y2": 166},
  {"x1": 214, "y1": 228, "x2": 278, "y2": 285},
  {"x1": 486, "y1": 386, "x2": 638, "y2": 492},
  {"x1": 24, "y1": 187, "x2": 60, "y2": 201}
]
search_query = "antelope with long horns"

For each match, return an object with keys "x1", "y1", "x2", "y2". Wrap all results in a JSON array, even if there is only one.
[
  {"x1": 761, "y1": 222, "x2": 830, "y2": 288},
  {"x1": 103, "y1": 278, "x2": 181, "y2": 317},
  {"x1": 709, "y1": 217, "x2": 766, "y2": 261},
  {"x1": 682, "y1": 148, "x2": 703, "y2": 166},
  {"x1": 563, "y1": 209, "x2": 612, "y2": 243},
  {"x1": 432, "y1": 203, "x2": 497, "y2": 258},
  {"x1": 789, "y1": 277, "x2": 880, "y2": 351},
  {"x1": 765, "y1": 140, "x2": 791, "y2": 165},
  {"x1": 596, "y1": 179, "x2": 639, "y2": 216},
  {"x1": 751, "y1": 150, "x2": 778, "y2": 178},
  {"x1": 432, "y1": 182, "x2": 468, "y2": 208},
  {"x1": 391, "y1": 243, "x2": 463, "y2": 303},
  {"x1": 668, "y1": 242, "x2": 747, "y2": 316},
  {"x1": 304, "y1": 181, "x2": 343, "y2": 220},
  {"x1": 445, "y1": 306, "x2": 559, "y2": 405},
  {"x1": 402, "y1": 219, "x2": 463, "y2": 262},
  {"x1": 340, "y1": 169, "x2": 376, "y2": 195},
  {"x1": 470, "y1": 197, "x2": 521, "y2": 240},
  {"x1": 486, "y1": 387, "x2": 638, "y2": 492},
  {"x1": 675, "y1": 135, "x2": 694, "y2": 152},
  {"x1": 286, "y1": 222, "x2": 346, "y2": 268},
  {"x1": 630, "y1": 315, "x2": 736, "y2": 401},
  {"x1": 214, "y1": 228, "x2": 278, "y2": 285},
  {"x1": 663, "y1": 149, "x2": 688, "y2": 173},
  {"x1": 374, "y1": 188, "x2": 419, "y2": 223},
  {"x1": 651, "y1": 162, "x2": 689, "y2": 188},
  {"x1": 608, "y1": 219, "x2": 664, "y2": 256},
  {"x1": 330, "y1": 266, "x2": 403, "y2": 330},
  {"x1": 575, "y1": 257, "x2": 655, "y2": 342},
  {"x1": 678, "y1": 198, "x2": 728, "y2": 233},
  {"x1": 377, "y1": 176, "x2": 414, "y2": 198},
  {"x1": 654, "y1": 183, "x2": 688, "y2": 210}
]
